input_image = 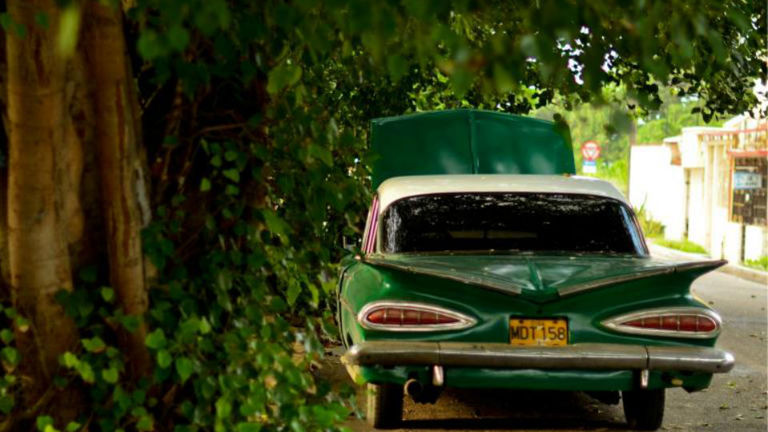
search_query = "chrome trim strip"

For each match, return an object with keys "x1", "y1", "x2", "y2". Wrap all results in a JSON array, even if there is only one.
[
  {"x1": 557, "y1": 260, "x2": 727, "y2": 297},
  {"x1": 342, "y1": 341, "x2": 735, "y2": 374},
  {"x1": 601, "y1": 307, "x2": 722, "y2": 339},
  {"x1": 674, "y1": 260, "x2": 727, "y2": 271},
  {"x1": 363, "y1": 257, "x2": 524, "y2": 295},
  {"x1": 357, "y1": 301, "x2": 477, "y2": 332},
  {"x1": 557, "y1": 268, "x2": 675, "y2": 296}
]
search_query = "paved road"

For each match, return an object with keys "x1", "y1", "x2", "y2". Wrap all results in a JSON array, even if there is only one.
[{"x1": 334, "y1": 271, "x2": 767, "y2": 431}]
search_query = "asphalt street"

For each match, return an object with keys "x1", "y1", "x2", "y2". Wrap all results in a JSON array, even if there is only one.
[{"x1": 334, "y1": 270, "x2": 768, "y2": 432}]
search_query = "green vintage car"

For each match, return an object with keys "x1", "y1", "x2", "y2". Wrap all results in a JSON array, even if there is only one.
[{"x1": 337, "y1": 110, "x2": 734, "y2": 430}]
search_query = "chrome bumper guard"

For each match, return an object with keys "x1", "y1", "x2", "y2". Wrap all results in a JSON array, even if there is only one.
[{"x1": 342, "y1": 341, "x2": 734, "y2": 374}]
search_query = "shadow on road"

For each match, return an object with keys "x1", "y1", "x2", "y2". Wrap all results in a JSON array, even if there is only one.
[
  {"x1": 394, "y1": 388, "x2": 629, "y2": 431},
  {"x1": 399, "y1": 417, "x2": 624, "y2": 430}
]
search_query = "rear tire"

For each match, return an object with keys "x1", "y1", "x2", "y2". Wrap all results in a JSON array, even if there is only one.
[
  {"x1": 622, "y1": 388, "x2": 665, "y2": 430},
  {"x1": 366, "y1": 383, "x2": 403, "y2": 429}
]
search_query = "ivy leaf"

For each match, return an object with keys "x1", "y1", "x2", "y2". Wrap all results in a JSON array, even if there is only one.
[
  {"x1": 57, "y1": 4, "x2": 80, "y2": 58},
  {"x1": 136, "y1": 415, "x2": 153, "y2": 431},
  {"x1": 100, "y1": 287, "x2": 115, "y2": 303},
  {"x1": 0, "y1": 14, "x2": 11, "y2": 31},
  {"x1": 175, "y1": 356, "x2": 194, "y2": 383},
  {"x1": 167, "y1": 24, "x2": 190, "y2": 51},
  {"x1": 1, "y1": 347, "x2": 19, "y2": 366},
  {"x1": 113, "y1": 385, "x2": 131, "y2": 412},
  {"x1": 77, "y1": 362, "x2": 95, "y2": 383},
  {"x1": 137, "y1": 30, "x2": 163, "y2": 60},
  {"x1": 266, "y1": 62, "x2": 302, "y2": 94},
  {"x1": 210, "y1": 154, "x2": 222, "y2": 167},
  {"x1": 0, "y1": 329, "x2": 13, "y2": 344},
  {"x1": 261, "y1": 210, "x2": 290, "y2": 242},
  {"x1": 145, "y1": 329, "x2": 167, "y2": 350},
  {"x1": 236, "y1": 423, "x2": 261, "y2": 432},
  {"x1": 224, "y1": 150, "x2": 239, "y2": 161},
  {"x1": 308, "y1": 144, "x2": 333, "y2": 166},
  {"x1": 199, "y1": 318, "x2": 212, "y2": 334},
  {"x1": 118, "y1": 315, "x2": 141, "y2": 333},
  {"x1": 286, "y1": 283, "x2": 301, "y2": 306},
  {"x1": 179, "y1": 317, "x2": 201, "y2": 340},
  {"x1": 102, "y1": 367, "x2": 119, "y2": 384},
  {"x1": 225, "y1": 185, "x2": 240, "y2": 195},
  {"x1": 157, "y1": 350, "x2": 172, "y2": 369},
  {"x1": 215, "y1": 396, "x2": 232, "y2": 418},
  {"x1": 61, "y1": 352, "x2": 79, "y2": 368},
  {"x1": 0, "y1": 395, "x2": 13, "y2": 415},
  {"x1": 222, "y1": 168, "x2": 240, "y2": 183},
  {"x1": 82, "y1": 337, "x2": 106, "y2": 353},
  {"x1": 36, "y1": 416, "x2": 54, "y2": 432},
  {"x1": 200, "y1": 177, "x2": 212, "y2": 192}
]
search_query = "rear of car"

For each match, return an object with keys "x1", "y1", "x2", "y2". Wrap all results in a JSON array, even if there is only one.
[{"x1": 338, "y1": 175, "x2": 733, "y2": 430}]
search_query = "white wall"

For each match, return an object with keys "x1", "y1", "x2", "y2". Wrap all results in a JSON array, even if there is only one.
[
  {"x1": 629, "y1": 145, "x2": 686, "y2": 239},
  {"x1": 745, "y1": 225, "x2": 767, "y2": 261},
  {"x1": 723, "y1": 222, "x2": 743, "y2": 263},
  {"x1": 708, "y1": 207, "x2": 729, "y2": 259},
  {"x1": 679, "y1": 127, "x2": 719, "y2": 168},
  {"x1": 686, "y1": 168, "x2": 707, "y2": 247}
]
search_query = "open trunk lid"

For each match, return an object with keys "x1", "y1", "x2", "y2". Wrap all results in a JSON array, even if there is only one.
[{"x1": 370, "y1": 110, "x2": 575, "y2": 189}]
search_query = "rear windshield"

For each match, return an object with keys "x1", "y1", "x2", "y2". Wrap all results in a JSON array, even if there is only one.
[{"x1": 379, "y1": 193, "x2": 646, "y2": 255}]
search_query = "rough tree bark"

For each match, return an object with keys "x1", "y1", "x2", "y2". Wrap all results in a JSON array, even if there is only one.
[
  {"x1": 82, "y1": 1, "x2": 152, "y2": 378},
  {"x1": 5, "y1": 0, "x2": 79, "y2": 408}
]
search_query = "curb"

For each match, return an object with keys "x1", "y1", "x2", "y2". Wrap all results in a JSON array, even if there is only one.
[{"x1": 648, "y1": 243, "x2": 768, "y2": 286}]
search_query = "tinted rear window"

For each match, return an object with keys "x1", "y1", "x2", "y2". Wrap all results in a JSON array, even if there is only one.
[{"x1": 380, "y1": 193, "x2": 645, "y2": 255}]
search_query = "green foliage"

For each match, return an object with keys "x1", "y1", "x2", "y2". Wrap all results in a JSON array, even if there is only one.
[
  {"x1": 0, "y1": 305, "x2": 18, "y2": 419},
  {"x1": 57, "y1": 4, "x2": 80, "y2": 58},
  {"x1": 637, "y1": 99, "x2": 725, "y2": 144},
  {"x1": 744, "y1": 256, "x2": 768, "y2": 272},
  {"x1": 634, "y1": 203, "x2": 666, "y2": 239},
  {"x1": 535, "y1": 86, "x2": 729, "y2": 192},
  {"x1": 654, "y1": 238, "x2": 709, "y2": 255}
]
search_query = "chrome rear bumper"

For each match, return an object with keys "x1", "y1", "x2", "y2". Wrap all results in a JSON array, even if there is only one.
[{"x1": 342, "y1": 341, "x2": 734, "y2": 374}]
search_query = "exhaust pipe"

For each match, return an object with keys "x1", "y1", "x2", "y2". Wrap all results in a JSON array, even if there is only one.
[{"x1": 405, "y1": 379, "x2": 423, "y2": 398}]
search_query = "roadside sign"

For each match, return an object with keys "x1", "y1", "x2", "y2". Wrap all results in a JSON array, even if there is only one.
[
  {"x1": 581, "y1": 141, "x2": 601, "y2": 162},
  {"x1": 733, "y1": 170, "x2": 762, "y2": 189},
  {"x1": 582, "y1": 160, "x2": 597, "y2": 174}
]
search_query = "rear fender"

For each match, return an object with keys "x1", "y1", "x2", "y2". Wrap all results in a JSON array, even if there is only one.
[{"x1": 340, "y1": 260, "x2": 725, "y2": 348}]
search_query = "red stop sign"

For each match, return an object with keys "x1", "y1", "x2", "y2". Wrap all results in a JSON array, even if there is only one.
[{"x1": 581, "y1": 141, "x2": 601, "y2": 161}]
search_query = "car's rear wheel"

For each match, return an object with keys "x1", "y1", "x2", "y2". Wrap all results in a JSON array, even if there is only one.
[
  {"x1": 622, "y1": 388, "x2": 665, "y2": 430},
  {"x1": 366, "y1": 383, "x2": 403, "y2": 429}
]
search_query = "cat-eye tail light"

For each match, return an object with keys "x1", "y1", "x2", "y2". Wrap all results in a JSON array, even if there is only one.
[
  {"x1": 602, "y1": 307, "x2": 722, "y2": 339},
  {"x1": 358, "y1": 301, "x2": 476, "y2": 332}
]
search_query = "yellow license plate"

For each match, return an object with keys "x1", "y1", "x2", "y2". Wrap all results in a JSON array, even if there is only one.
[{"x1": 509, "y1": 318, "x2": 568, "y2": 346}]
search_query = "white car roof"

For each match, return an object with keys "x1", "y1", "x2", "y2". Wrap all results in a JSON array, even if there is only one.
[{"x1": 376, "y1": 174, "x2": 627, "y2": 214}]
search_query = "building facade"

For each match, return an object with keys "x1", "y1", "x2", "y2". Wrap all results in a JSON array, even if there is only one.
[{"x1": 629, "y1": 117, "x2": 767, "y2": 264}]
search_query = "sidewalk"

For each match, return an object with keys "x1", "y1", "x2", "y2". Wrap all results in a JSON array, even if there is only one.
[{"x1": 648, "y1": 242, "x2": 768, "y2": 286}]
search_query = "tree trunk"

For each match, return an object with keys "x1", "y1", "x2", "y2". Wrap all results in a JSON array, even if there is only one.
[
  {"x1": 82, "y1": 1, "x2": 152, "y2": 378},
  {"x1": 5, "y1": 0, "x2": 79, "y2": 407}
]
